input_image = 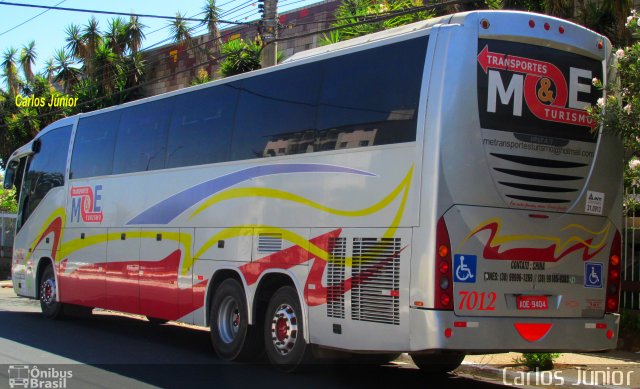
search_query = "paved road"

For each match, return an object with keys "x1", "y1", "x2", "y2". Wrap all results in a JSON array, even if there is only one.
[{"x1": 0, "y1": 287, "x2": 506, "y2": 389}]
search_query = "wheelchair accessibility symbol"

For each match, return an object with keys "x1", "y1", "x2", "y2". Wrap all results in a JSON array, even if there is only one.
[
  {"x1": 454, "y1": 254, "x2": 477, "y2": 283},
  {"x1": 584, "y1": 262, "x2": 603, "y2": 288}
]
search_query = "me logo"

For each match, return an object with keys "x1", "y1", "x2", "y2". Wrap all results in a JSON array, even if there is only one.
[
  {"x1": 70, "y1": 185, "x2": 104, "y2": 223},
  {"x1": 478, "y1": 43, "x2": 597, "y2": 129},
  {"x1": 454, "y1": 254, "x2": 477, "y2": 283},
  {"x1": 584, "y1": 262, "x2": 603, "y2": 288},
  {"x1": 8, "y1": 365, "x2": 72, "y2": 388},
  {"x1": 8, "y1": 365, "x2": 29, "y2": 388}
]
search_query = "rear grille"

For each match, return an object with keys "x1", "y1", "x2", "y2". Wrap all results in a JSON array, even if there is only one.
[
  {"x1": 326, "y1": 237, "x2": 346, "y2": 319},
  {"x1": 487, "y1": 151, "x2": 592, "y2": 206},
  {"x1": 351, "y1": 237, "x2": 401, "y2": 325}
]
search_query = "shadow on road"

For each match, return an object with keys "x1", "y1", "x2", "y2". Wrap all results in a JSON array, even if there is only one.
[{"x1": 0, "y1": 310, "x2": 503, "y2": 388}]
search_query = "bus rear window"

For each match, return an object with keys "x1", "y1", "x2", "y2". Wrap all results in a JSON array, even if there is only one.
[{"x1": 477, "y1": 39, "x2": 602, "y2": 143}]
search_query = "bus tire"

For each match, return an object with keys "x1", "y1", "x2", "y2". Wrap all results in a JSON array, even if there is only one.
[
  {"x1": 209, "y1": 278, "x2": 262, "y2": 361},
  {"x1": 146, "y1": 317, "x2": 168, "y2": 325},
  {"x1": 410, "y1": 353, "x2": 465, "y2": 374},
  {"x1": 39, "y1": 265, "x2": 64, "y2": 319},
  {"x1": 263, "y1": 285, "x2": 311, "y2": 372}
]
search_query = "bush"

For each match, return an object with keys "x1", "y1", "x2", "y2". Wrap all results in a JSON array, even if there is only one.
[{"x1": 516, "y1": 353, "x2": 561, "y2": 371}]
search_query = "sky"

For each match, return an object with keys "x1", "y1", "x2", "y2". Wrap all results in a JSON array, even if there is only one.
[{"x1": 0, "y1": 0, "x2": 320, "y2": 78}]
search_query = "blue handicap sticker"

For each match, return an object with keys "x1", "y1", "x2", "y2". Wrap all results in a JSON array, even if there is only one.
[
  {"x1": 584, "y1": 262, "x2": 603, "y2": 288},
  {"x1": 453, "y1": 254, "x2": 477, "y2": 283}
]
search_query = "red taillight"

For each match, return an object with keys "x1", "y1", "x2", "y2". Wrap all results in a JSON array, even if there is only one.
[
  {"x1": 558, "y1": 26, "x2": 565, "y2": 34},
  {"x1": 544, "y1": 22, "x2": 550, "y2": 31},
  {"x1": 605, "y1": 230, "x2": 621, "y2": 313},
  {"x1": 435, "y1": 217, "x2": 454, "y2": 310},
  {"x1": 529, "y1": 20, "x2": 535, "y2": 28}
]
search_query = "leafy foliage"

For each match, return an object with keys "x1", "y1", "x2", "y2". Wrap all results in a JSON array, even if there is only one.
[
  {"x1": 218, "y1": 38, "x2": 263, "y2": 77},
  {"x1": 590, "y1": 10, "x2": 640, "y2": 195},
  {"x1": 320, "y1": 0, "x2": 434, "y2": 45},
  {"x1": 516, "y1": 353, "x2": 561, "y2": 371}
]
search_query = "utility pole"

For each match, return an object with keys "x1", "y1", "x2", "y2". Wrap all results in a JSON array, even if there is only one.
[{"x1": 258, "y1": 0, "x2": 278, "y2": 68}]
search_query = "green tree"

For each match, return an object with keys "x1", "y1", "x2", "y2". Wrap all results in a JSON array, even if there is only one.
[
  {"x1": 320, "y1": 0, "x2": 435, "y2": 45},
  {"x1": 2, "y1": 48, "x2": 20, "y2": 96},
  {"x1": 218, "y1": 38, "x2": 262, "y2": 77},
  {"x1": 19, "y1": 41, "x2": 37, "y2": 85},
  {"x1": 591, "y1": 9, "x2": 640, "y2": 194},
  {"x1": 202, "y1": 0, "x2": 222, "y2": 57}
]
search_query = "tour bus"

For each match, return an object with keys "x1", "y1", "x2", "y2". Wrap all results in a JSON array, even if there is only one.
[{"x1": 3, "y1": 10, "x2": 622, "y2": 372}]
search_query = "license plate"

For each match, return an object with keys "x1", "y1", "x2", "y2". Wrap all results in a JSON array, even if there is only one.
[{"x1": 516, "y1": 295, "x2": 548, "y2": 310}]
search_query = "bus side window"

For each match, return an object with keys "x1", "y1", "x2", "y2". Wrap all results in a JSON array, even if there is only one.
[
  {"x1": 16, "y1": 126, "x2": 71, "y2": 231},
  {"x1": 166, "y1": 84, "x2": 238, "y2": 169},
  {"x1": 317, "y1": 37, "x2": 427, "y2": 148},
  {"x1": 71, "y1": 111, "x2": 120, "y2": 179},
  {"x1": 113, "y1": 98, "x2": 174, "y2": 174}
]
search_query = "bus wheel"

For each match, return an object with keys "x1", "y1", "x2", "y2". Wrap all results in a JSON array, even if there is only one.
[
  {"x1": 146, "y1": 317, "x2": 168, "y2": 325},
  {"x1": 410, "y1": 353, "x2": 465, "y2": 374},
  {"x1": 210, "y1": 279, "x2": 262, "y2": 361},
  {"x1": 39, "y1": 265, "x2": 64, "y2": 319},
  {"x1": 264, "y1": 286, "x2": 310, "y2": 372}
]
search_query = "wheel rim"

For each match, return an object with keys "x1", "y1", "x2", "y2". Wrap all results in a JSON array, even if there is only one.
[
  {"x1": 40, "y1": 277, "x2": 56, "y2": 307},
  {"x1": 217, "y1": 296, "x2": 241, "y2": 344},
  {"x1": 270, "y1": 303, "x2": 298, "y2": 356}
]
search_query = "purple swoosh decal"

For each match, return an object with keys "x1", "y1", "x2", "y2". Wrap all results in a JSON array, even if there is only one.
[{"x1": 127, "y1": 164, "x2": 376, "y2": 225}]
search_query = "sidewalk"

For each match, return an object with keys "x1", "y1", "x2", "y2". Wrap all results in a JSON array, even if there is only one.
[{"x1": 457, "y1": 351, "x2": 640, "y2": 388}]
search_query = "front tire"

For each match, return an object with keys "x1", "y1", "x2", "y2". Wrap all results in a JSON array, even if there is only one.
[
  {"x1": 39, "y1": 265, "x2": 64, "y2": 319},
  {"x1": 263, "y1": 286, "x2": 311, "y2": 372},
  {"x1": 209, "y1": 279, "x2": 262, "y2": 361}
]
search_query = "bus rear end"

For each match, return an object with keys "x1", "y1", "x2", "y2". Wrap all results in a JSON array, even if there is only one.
[{"x1": 412, "y1": 11, "x2": 622, "y2": 353}]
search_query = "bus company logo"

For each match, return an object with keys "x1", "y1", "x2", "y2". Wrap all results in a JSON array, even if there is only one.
[
  {"x1": 70, "y1": 185, "x2": 104, "y2": 223},
  {"x1": 8, "y1": 365, "x2": 72, "y2": 388},
  {"x1": 478, "y1": 44, "x2": 596, "y2": 128}
]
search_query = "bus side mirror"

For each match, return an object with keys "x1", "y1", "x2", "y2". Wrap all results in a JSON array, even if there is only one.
[
  {"x1": 3, "y1": 168, "x2": 15, "y2": 190},
  {"x1": 31, "y1": 139, "x2": 41, "y2": 153}
]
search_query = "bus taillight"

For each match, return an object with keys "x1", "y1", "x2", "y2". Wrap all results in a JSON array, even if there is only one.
[
  {"x1": 435, "y1": 217, "x2": 453, "y2": 310},
  {"x1": 605, "y1": 231, "x2": 622, "y2": 313}
]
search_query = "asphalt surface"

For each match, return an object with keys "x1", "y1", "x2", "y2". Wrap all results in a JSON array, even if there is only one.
[{"x1": 0, "y1": 286, "x2": 506, "y2": 389}]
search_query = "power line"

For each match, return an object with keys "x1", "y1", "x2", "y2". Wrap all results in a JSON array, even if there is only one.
[
  {"x1": 0, "y1": 0, "x2": 67, "y2": 38},
  {"x1": 0, "y1": 1, "x2": 254, "y2": 26},
  {"x1": 4, "y1": 0, "x2": 470, "y2": 128}
]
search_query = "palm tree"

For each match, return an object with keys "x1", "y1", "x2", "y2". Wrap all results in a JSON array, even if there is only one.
[
  {"x1": 2, "y1": 47, "x2": 20, "y2": 96},
  {"x1": 126, "y1": 16, "x2": 147, "y2": 55},
  {"x1": 53, "y1": 48, "x2": 81, "y2": 93},
  {"x1": 82, "y1": 17, "x2": 101, "y2": 76},
  {"x1": 92, "y1": 40, "x2": 119, "y2": 95},
  {"x1": 202, "y1": 0, "x2": 222, "y2": 57},
  {"x1": 105, "y1": 18, "x2": 128, "y2": 56},
  {"x1": 65, "y1": 24, "x2": 86, "y2": 62},
  {"x1": 43, "y1": 58, "x2": 55, "y2": 84},
  {"x1": 169, "y1": 12, "x2": 194, "y2": 51},
  {"x1": 20, "y1": 41, "x2": 37, "y2": 85}
]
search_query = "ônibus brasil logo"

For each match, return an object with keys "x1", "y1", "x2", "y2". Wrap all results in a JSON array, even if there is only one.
[
  {"x1": 477, "y1": 44, "x2": 596, "y2": 129},
  {"x1": 70, "y1": 185, "x2": 103, "y2": 223}
]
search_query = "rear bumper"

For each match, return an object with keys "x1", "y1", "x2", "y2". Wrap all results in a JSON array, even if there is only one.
[{"x1": 409, "y1": 308, "x2": 619, "y2": 352}]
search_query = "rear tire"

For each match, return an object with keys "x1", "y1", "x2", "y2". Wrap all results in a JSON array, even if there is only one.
[
  {"x1": 39, "y1": 265, "x2": 64, "y2": 319},
  {"x1": 209, "y1": 279, "x2": 262, "y2": 361},
  {"x1": 410, "y1": 353, "x2": 465, "y2": 374},
  {"x1": 146, "y1": 317, "x2": 168, "y2": 325},
  {"x1": 263, "y1": 286, "x2": 311, "y2": 372}
]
